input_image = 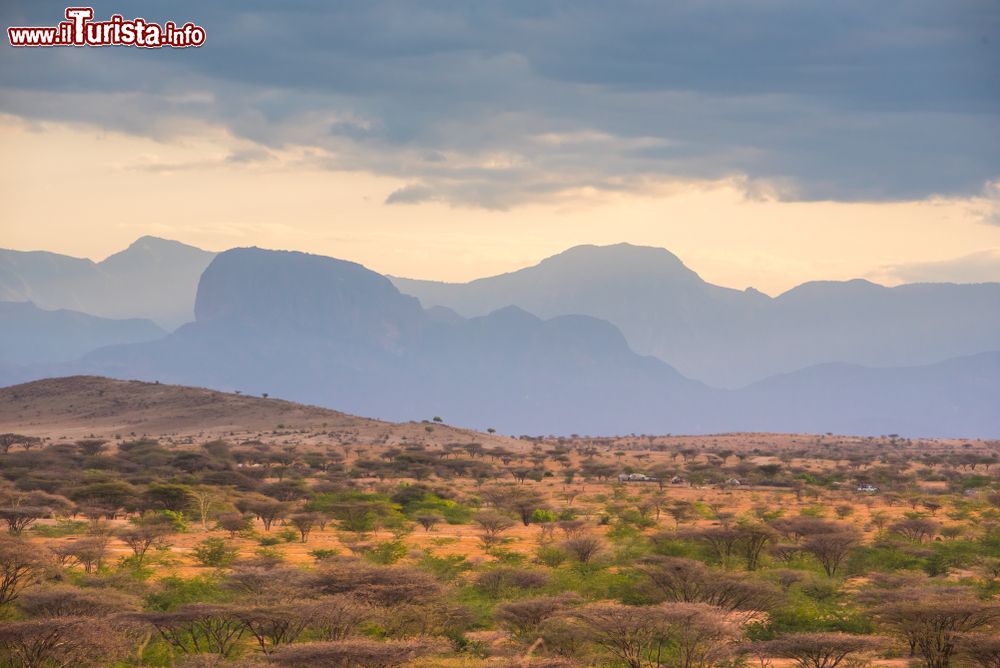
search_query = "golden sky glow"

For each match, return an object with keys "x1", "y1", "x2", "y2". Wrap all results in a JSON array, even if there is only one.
[{"x1": 2, "y1": 114, "x2": 999, "y2": 295}]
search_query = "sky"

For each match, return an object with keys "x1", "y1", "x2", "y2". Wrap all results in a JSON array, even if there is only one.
[{"x1": 1, "y1": 1, "x2": 999, "y2": 294}]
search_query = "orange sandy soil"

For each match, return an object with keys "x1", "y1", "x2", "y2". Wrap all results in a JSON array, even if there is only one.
[
  {"x1": 7, "y1": 376, "x2": 996, "y2": 666},
  {"x1": 31, "y1": 468, "x2": 973, "y2": 575}
]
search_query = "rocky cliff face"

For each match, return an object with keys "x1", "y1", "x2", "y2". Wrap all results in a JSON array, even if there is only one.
[{"x1": 194, "y1": 248, "x2": 424, "y2": 350}]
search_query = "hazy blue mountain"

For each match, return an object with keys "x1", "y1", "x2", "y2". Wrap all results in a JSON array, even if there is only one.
[
  {"x1": 74, "y1": 248, "x2": 1000, "y2": 437},
  {"x1": 0, "y1": 236, "x2": 216, "y2": 330},
  {"x1": 77, "y1": 247, "x2": 711, "y2": 435},
  {"x1": 4, "y1": 246, "x2": 997, "y2": 437},
  {"x1": 391, "y1": 244, "x2": 1000, "y2": 387},
  {"x1": 0, "y1": 301, "x2": 165, "y2": 366},
  {"x1": 726, "y1": 351, "x2": 1000, "y2": 438}
]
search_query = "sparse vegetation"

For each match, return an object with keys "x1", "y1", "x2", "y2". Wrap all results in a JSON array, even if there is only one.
[{"x1": 0, "y1": 383, "x2": 998, "y2": 666}]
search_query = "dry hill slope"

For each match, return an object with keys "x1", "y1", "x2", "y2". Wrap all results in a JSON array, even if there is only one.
[{"x1": 0, "y1": 376, "x2": 515, "y2": 447}]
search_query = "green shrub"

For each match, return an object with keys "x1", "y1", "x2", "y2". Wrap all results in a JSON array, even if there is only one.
[
  {"x1": 363, "y1": 540, "x2": 407, "y2": 565},
  {"x1": 192, "y1": 537, "x2": 237, "y2": 568},
  {"x1": 310, "y1": 548, "x2": 340, "y2": 562},
  {"x1": 418, "y1": 552, "x2": 471, "y2": 581},
  {"x1": 144, "y1": 574, "x2": 225, "y2": 611},
  {"x1": 536, "y1": 545, "x2": 568, "y2": 568},
  {"x1": 487, "y1": 548, "x2": 529, "y2": 566},
  {"x1": 31, "y1": 519, "x2": 88, "y2": 537}
]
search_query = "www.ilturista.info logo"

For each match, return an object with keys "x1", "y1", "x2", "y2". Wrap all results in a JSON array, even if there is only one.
[{"x1": 8, "y1": 7, "x2": 205, "y2": 48}]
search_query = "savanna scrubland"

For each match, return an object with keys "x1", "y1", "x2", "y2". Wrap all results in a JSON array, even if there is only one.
[{"x1": 1, "y1": 378, "x2": 999, "y2": 668}]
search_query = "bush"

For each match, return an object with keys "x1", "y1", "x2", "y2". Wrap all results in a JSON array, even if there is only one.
[
  {"x1": 31, "y1": 519, "x2": 88, "y2": 537},
  {"x1": 192, "y1": 537, "x2": 237, "y2": 567},
  {"x1": 277, "y1": 527, "x2": 299, "y2": 543},
  {"x1": 536, "y1": 545, "x2": 568, "y2": 568},
  {"x1": 144, "y1": 574, "x2": 224, "y2": 611},
  {"x1": 418, "y1": 553, "x2": 471, "y2": 581},
  {"x1": 362, "y1": 540, "x2": 407, "y2": 565}
]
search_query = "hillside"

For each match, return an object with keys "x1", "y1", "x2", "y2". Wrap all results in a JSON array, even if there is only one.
[{"x1": 0, "y1": 375, "x2": 516, "y2": 447}]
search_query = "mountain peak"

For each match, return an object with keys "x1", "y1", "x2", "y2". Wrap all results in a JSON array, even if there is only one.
[
  {"x1": 102, "y1": 236, "x2": 215, "y2": 265},
  {"x1": 540, "y1": 242, "x2": 691, "y2": 271}
]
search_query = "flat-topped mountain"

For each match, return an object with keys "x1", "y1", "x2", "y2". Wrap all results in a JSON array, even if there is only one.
[{"x1": 195, "y1": 248, "x2": 425, "y2": 347}]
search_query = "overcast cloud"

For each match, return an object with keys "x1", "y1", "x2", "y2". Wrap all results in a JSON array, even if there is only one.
[{"x1": 1, "y1": 0, "x2": 998, "y2": 208}]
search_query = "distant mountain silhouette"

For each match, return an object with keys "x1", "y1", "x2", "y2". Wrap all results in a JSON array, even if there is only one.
[
  {"x1": 55, "y1": 247, "x2": 997, "y2": 437},
  {"x1": 78, "y1": 248, "x2": 711, "y2": 435},
  {"x1": 0, "y1": 236, "x2": 215, "y2": 330},
  {"x1": 727, "y1": 351, "x2": 1000, "y2": 437},
  {"x1": 2, "y1": 242, "x2": 997, "y2": 437},
  {"x1": 392, "y1": 244, "x2": 1000, "y2": 387},
  {"x1": 0, "y1": 301, "x2": 164, "y2": 366}
]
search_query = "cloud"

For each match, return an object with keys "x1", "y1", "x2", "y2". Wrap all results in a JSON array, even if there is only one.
[
  {"x1": 871, "y1": 249, "x2": 1000, "y2": 284},
  {"x1": 1, "y1": 0, "x2": 998, "y2": 208}
]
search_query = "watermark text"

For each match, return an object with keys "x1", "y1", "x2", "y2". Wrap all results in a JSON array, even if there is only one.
[{"x1": 8, "y1": 7, "x2": 206, "y2": 48}]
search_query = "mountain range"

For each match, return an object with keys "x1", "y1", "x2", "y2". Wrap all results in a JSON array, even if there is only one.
[
  {"x1": 1, "y1": 238, "x2": 997, "y2": 437},
  {"x1": 0, "y1": 236, "x2": 216, "y2": 330},
  {"x1": 392, "y1": 244, "x2": 1000, "y2": 387}
]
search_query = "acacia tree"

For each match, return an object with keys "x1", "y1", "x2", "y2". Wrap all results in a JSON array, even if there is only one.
[
  {"x1": 16, "y1": 584, "x2": 139, "y2": 617},
  {"x1": 290, "y1": 512, "x2": 322, "y2": 543},
  {"x1": 505, "y1": 487, "x2": 546, "y2": 525},
  {"x1": 414, "y1": 513, "x2": 443, "y2": 532},
  {"x1": 0, "y1": 434, "x2": 39, "y2": 455},
  {"x1": 748, "y1": 632, "x2": 888, "y2": 668},
  {"x1": 0, "y1": 536, "x2": 50, "y2": 606},
  {"x1": 0, "y1": 617, "x2": 132, "y2": 668},
  {"x1": 305, "y1": 595, "x2": 373, "y2": 641},
  {"x1": 802, "y1": 531, "x2": 860, "y2": 577},
  {"x1": 737, "y1": 524, "x2": 777, "y2": 571},
  {"x1": 216, "y1": 512, "x2": 252, "y2": 538},
  {"x1": 961, "y1": 634, "x2": 1000, "y2": 668},
  {"x1": 55, "y1": 535, "x2": 110, "y2": 573},
  {"x1": 139, "y1": 604, "x2": 246, "y2": 658},
  {"x1": 873, "y1": 588, "x2": 1000, "y2": 668},
  {"x1": 475, "y1": 511, "x2": 515, "y2": 549},
  {"x1": 562, "y1": 536, "x2": 604, "y2": 565},
  {"x1": 187, "y1": 486, "x2": 223, "y2": 530},
  {"x1": 636, "y1": 556, "x2": 781, "y2": 621},
  {"x1": 118, "y1": 523, "x2": 171, "y2": 565},
  {"x1": 495, "y1": 594, "x2": 581, "y2": 640},
  {"x1": 268, "y1": 637, "x2": 447, "y2": 667},
  {"x1": 233, "y1": 605, "x2": 312, "y2": 654},
  {"x1": 889, "y1": 518, "x2": 939, "y2": 543},
  {"x1": 243, "y1": 498, "x2": 290, "y2": 532},
  {"x1": 0, "y1": 506, "x2": 50, "y2": 535},
  {"x1": 565, "y1": 601, "x2": 739, "y2": 668}
]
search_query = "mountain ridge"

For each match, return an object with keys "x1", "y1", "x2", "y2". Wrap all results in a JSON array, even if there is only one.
[
  {"x1": 391, "y1": 244, "x2": 1000, "y2": 387},
  {"x1": 26, "y1": 247, "x2": 992, "y2": 438},
  {"x1": 0, "y1": 236, "x2": 216, "y2": 329}
]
